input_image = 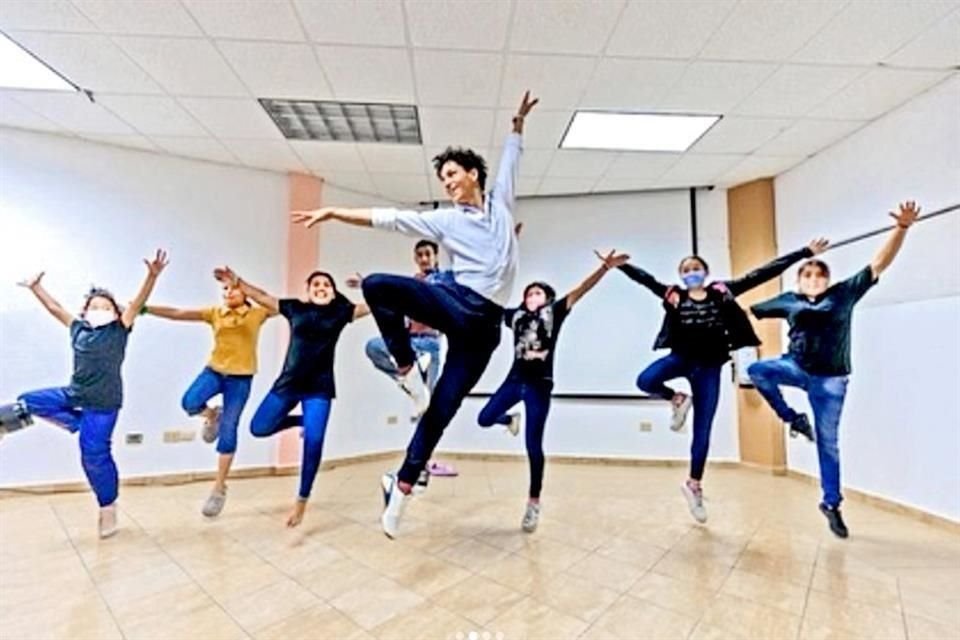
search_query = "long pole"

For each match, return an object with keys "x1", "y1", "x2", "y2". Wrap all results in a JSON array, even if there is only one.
[{"x1": 826, "y1": 203, "x2": 960, "y2": 251}]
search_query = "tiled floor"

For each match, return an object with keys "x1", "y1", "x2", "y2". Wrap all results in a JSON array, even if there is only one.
[{"x1": 1, "y1": 459, "x2": 958, "y2": 640}]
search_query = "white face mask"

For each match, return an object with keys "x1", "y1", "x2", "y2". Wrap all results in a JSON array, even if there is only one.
[{"x1": 86, "y1": 309, "x2": 116, "y2": 328}]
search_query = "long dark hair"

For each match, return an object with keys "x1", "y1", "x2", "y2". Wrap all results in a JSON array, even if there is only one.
[
  {"x1": 305, "y1": 270, "x2": 338, "y2": 295},
  {"x1": 523, "y1": 281, "x2": 556, "y2": 309}
]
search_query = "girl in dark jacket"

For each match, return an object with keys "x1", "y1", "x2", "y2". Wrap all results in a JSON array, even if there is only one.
[{"x1": 602, "y1": 238, "x2": 827, "y2": 523}]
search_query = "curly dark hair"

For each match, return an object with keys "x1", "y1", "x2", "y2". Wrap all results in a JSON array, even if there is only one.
[
  {"x1": 432, "y1": 147, "x2": 488, "y2": 191},
  {"x1": 83, "y1": 287, "x2": 122, "y2": 315}
]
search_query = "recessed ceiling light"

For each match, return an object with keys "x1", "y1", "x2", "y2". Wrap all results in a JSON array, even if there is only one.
[
  {"x1": 0, "y1": 31, "x2": 75, "y2": 91},
  {"x1": 561, "y1": 111, "x2": 721, "y2": 152},
  {"x1": 259, "y1": 99, "x2": 422, "y2": 144}
]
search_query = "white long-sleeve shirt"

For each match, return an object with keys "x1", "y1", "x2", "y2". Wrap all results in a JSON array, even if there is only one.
[{"x1": 371, "y1": 133, "x2": 521, "y2": 306}]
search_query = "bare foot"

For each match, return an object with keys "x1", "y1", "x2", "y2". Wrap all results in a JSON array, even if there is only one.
[{"x1": 286, "y1": 499, "x2": 307, "y2": 527}]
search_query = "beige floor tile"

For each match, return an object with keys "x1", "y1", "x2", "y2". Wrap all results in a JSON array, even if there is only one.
[
  {"x1": 436, "y1": 537, "x2": 513, "y2": 572},
  {"x1": 221, "y1": 577, "x2": 323, "y2": 633},
  {"x1": 652, "y1": 552, "x2": 734, "y2": 591},
  {"x1": 803, "y1": 591, "x2": 907, "y2": 640},
  {"x1": 688, "y1": 622, "x2": 749, "y2": 640},
  {"x1": 513, "y1": 536, "x2": 591, "y2": 572},
  {"x1": 479, "y1": 553, "x2": 564, "y2": 594},
  {"x1": 96, "y1": 561, "x2": 195, "y2": 608},
  {"x1": 564, "y1": 553, "x2": 647, "y2": 592},
  {"x1": 700, "y1": 593, "x2": 801, "y2": 640},
  {"x1": 371, "y1": 601, "x2": 474, "y2": 640},
  {"x1": 329, "y1": 576, "x2": 425, "y2": 630},
  {"x1": 719, "y1": 568, "x2": 809, "y2": 615},
  {"x1": 381, "y1": 555, "x2": 473, "y2": 597},
  {"x1": 431, "y1": 575, "x2": 527, "y2": 627},
  {"x1": 594, "y1": 536, "x2": 668, "y2": 570},
  {"x1": 486, "y1": 596, "x2": 589, "y2": 640},
  {"x1": 254, "y1": 603, "x2": 368, "y2": 640},
  {"x1": 192, "y1": 561, "x2": 288, "y2": 602},
  {"x1": 293, "y1": 555, "x2": 381, "y2": 601},
  {"x1": 734, "y1": 549, "x2": 815, "y2": 586},
  {"x1": 590, "y1": 594, "x2": 697, "y2": 640},
  {"x1": 628, "y1": 571, "x2": 720, "y2": 618},
  {"x1": 905, "y1": 614, "x2": 959, "y2": 640},
  {"x1": 528, "y1": 573, "x2": 620, "y2": 623},
  {"x1": 809, "y1": 563, "x2": 901, "y2": 611}
]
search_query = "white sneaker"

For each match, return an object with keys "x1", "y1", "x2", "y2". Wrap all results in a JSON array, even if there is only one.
[
  {"x1": 98, "y1": 503, "x2": 119, "y2": 539},
  {"x1": 202, "y1": 406, "x2": 222, "y2": 444},
  {"x1": 506, "y1": 411, "x2": 522, "y2": 437},
  {"x1": 680, "y1": 482, "x2": 708, "y2": 524},
  {"x1": 397, "y1": 365, "x2": 431, "y2": 418},
  {"x1": 415, "y1": 351, "x2": 433, "y2": 383},
  {"x1": 380, "y1": 473, "x2": 410, "y2": 539},
  {"x1": 521, "y1": 502, "x2": 540, "y2": 533},
  {"x1": 671, "y1": 395, "x2": 693, "y2": 432},
  {"x1": 202, "y1": 488, "x2": 227, "y2": 517}
]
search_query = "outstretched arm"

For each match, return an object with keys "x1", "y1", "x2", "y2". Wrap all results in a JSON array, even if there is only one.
[
  {"x1": 214, "y1": 266, "x2": 279, "y2": 315},
  {"x1": 871, "y1": 201, "x2": 919, "y2": 278},
  {"x1": 722, "y1": 239, "x2": 827, "y2": 297},
  {"x1": 17, "y1": 272, "x2": 74, "y2": 328},
  {"x1": 353, "y1": 303, "x2": 371, "y2": 320},
  {"x1": 144, "y1": 305, "x2": 205, "y2": 321},
  {"x1": 605, "y1": 253, "x2": 671, "y2": 299},
  {"x1": 567, "y1": 250, "x2": 630, "y2": 309},
  {"x1": 122, "y1": 249, "x2": 168, "y2": 328}
]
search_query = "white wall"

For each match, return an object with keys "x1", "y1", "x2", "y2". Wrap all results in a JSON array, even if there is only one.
[
  {"x1": 773, "y1": 76, "x2": 960, "y2": 520},
  {"x1": 0, "y1": 128, "x2": 288, "y2": 487}
]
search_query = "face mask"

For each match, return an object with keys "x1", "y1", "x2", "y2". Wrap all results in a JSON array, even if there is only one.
[
  {"x1": 86, "y1": 309, "x2": 116, "y2": 328},
  {"x1": 681, "y1": 271, "x2": 707, "y2": 289}
]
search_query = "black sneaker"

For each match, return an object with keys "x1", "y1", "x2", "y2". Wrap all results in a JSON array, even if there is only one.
[
  {"x1": 819, "y1": 503, "x2": 849, "y2": 539},
  {"x1": 789, "y1": 414, "x2": 814, "y2": 442}
]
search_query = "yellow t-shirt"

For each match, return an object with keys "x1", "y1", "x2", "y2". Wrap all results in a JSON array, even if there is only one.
[{"x1": 201, "y1": 305, "x2": 270, "y2": 375}]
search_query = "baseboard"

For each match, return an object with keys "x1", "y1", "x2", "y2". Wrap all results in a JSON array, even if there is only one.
[{"x1": 435, "y1": 450, "x2": 740, "y2": 469}]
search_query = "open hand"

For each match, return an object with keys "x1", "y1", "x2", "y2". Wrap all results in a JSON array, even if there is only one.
[
  {"x1": 17, "y1": 272, "x2": 45, "y2": 289},
  {"x1": 517, "y1": 90, "x2": 539, "y2": 118},
  {"x1": 213, "y1": 266, "x2": 239, "y2": 286},
  {"x1": 291, "y1": 209, "x2": 335, "y2": 228},
  {"x1": 345, "y1": 272, "x2": 363, "y2": 289},
  {"x1": 807, "y1": 238, "x2": 829, "y2": 255},
  {"x1": 665, "y1": 286, "x2": 680, "y2": 308},
  {"x1": 144, "y1": 249, "x2": 169, "y2": 276},
  {"x1": 890, "y1": 200, "x2": 920, "y2": 228},
  {"x1": 594, "y1": 249, "x2": 630, "y2": 270}
]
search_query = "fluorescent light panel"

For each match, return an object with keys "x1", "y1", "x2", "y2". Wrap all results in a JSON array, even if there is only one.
[
  {"x1": 0, "y1": 31, "x2": 74, "y2": 91},
  {"x1": 260, "y1": 99, "x2": 422, "y2": 144},
  {"x1": 561, "y1": 111, "x2": 721, "y2": 152}
]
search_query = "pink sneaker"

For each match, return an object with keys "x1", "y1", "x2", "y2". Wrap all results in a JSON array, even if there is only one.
[{"x1": 427, "y1": 461, "x2": 458, "y2": 477}]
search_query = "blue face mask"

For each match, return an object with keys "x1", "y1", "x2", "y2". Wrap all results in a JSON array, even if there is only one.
[{"x1": 681, "y1": 271, "x2": 707, "y2": 289}]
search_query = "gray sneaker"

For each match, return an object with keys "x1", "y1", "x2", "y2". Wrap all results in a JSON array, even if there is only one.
[
  {"x1": 670, "y1": 395, "x2": 693, "y2": 432},
  {"x1": 506, "y1": 411, "x2": 521, "y2": 437},
  {"x1": 202, "y1": 488, "x2": 227, "y2": 517},
  {"x1": 521, "y1": 502, "x2": 541, "y2": 533},
  {"x1": 680, "y1": 482, "x2": 707, "y2": 523},
  {"x1": 202, "y1": 406, "x2": 222, "y2": 444}
]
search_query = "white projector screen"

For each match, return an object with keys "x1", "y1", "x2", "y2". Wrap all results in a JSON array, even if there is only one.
[{"x1": 473, "y1": 189, "x2": 695, "y2": 395}]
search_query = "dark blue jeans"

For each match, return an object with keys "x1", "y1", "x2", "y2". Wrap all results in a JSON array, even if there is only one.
[
  {"x1": 18, "y1": 387, "x2": 119, "y2": 507},
  {"x1": 748, "y1": 356, "x2": 848, "y2": 507},
  {"x1": 636, "y1": 353, "x2": 723, "y2": 481},
  {"x1": 250, "y1": 391, "x2": 332, "y2": 499},
  {"x1": 362, "y1": 273, "x2": 502, "y2": 485},
  {"x1": 478, "y1": 377, "x2": 552, "y2": 499},
  {"x1": 181, "y1": 367, "x2": 252, "y2": 454}
]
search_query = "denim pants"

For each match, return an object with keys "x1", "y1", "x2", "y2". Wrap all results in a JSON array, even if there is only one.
[
  {"x1": 365, "y1": 334, "x2": 442, "y2": 392},
  {"x1": 181, "y1": 367, "x2": 253, "y2": 454},
  {"x1": 748, "y1": 356, "x2": 848, "y2": 507}
]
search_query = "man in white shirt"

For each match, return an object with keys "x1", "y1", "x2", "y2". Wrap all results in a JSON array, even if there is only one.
[{"x1": 292, "y1": 91, "x2": 538, "y2": 538}]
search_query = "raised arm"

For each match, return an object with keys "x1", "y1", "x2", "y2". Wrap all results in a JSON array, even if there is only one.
[
  {"x1": 871, "y1": 201, "x2": 919, "y2": 278},
  {"x1": 606, "y1": 255, "x2": 671, "y2": 299},
  {"x1": 17, "y1": 272, "x2": 74, "y2": 328},
  {"x1": 491, "y1": 91, "x2": 538, "y2": 210},
  {"x1": 722, "y1": 239, "x2": 827, "y2": 297},
  {"x1": 567, "y1": 250, "x2": 630, "y2": 309},
  {"x1": 214, "y1": 266, "x2": 279, "y2": 315},
  {"x1": 144, "y1": 305, "x2": 205, "y2": 322},
  {"x1": 121, "y1": 249, "x2": 168, "y2": 328}
]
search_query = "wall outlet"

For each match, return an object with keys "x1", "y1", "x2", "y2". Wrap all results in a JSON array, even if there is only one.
[
  {"x1": 639, "y1": 421, "x2": 653, "y2": 432},
  {"x1": 386, "y1": 415, "x2": 399, "y2": 426},
  {"x1": 163, "y1": 430, "x2": 196, "y2": 443},
  {"x1": 125, "y1": 432, "x2": 144, "y2": 445}
]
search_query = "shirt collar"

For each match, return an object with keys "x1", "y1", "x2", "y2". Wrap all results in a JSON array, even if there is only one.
[{"x1": 219, "y1": 304, "x2": 250, "y2": 317}]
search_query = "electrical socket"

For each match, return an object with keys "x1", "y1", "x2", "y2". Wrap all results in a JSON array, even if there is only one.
[
  {"x1": 639, "y1": 421, "x2": 653, "y2": 432},
  {"x1": 386, "y1": 415, "x2": 399, "y2": 425},
  {"x1": 162, "y1": 430, "x2": 196, "y2": 443},
  {"x1": 125, "y1": 432, "x2": 144, "y2": 445}
]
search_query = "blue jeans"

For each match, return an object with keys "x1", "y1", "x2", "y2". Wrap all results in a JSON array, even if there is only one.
[
  {"x1": 365, "y1": 335, "x2": 441, "y2": 392},
  {"x1": 636, "y1": 353, "x2": 723, "y2": 481},
  {"x1": 181, "y1": 367, "x2": 253, "y2": 454},
  {"x1": 18, "y1": 387, "x2": 119, "y2": 507},
  {"x1": 250, "y1": 391, "x2": 332, "y2": 499},
  {"x1": 362, "y1": 273, "x2": 502, "y2": 485},
  {"x1": 478, "y1": 377, "x2": 552, "y2": 499},
  {"x1": 748, "y1": 356, "x2": 848, "y2": 507}
]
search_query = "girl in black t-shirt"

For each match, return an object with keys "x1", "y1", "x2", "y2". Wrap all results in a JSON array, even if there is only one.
[
  {"x1": 214, "y1": 267, "x2": 369, "y2": 528},
  {"x1": 0, "y1": 251, "x2": 168, "y2": 539},
  {"x1": 477, "y1": 251, "x2": 628, "y2": 533}
]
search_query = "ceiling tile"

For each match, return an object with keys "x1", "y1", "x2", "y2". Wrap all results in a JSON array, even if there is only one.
[
  {"x1": 499, "y1": 55, "x2": 595, "y2": 109},
  {"x1": 320, "y1": 171, "x2": 376, "y2": 194},
  {"x1": 290, "y1": 141, "x2": 367, "y2": 174},
  {"x1": 182, "y1": 0, "x2": 304, "y2": 41},
  {"x1": 71, "y1": 0, "x2": 201, "y2": 36},
  {"x1": 218, "y1": 41, "x2": 332, "y2": 99},
  {"x1": 370, "y1": 172, "x2": 431, "y2": 203},
  {"x1": 10, "y1": 91, "x2": 135, "y2": 134},
  {"x1": 98, "y1": 95, "x2": 207, "y2": 136},
  {"x1": 494, "y1": 109, "x2": 572, "y2": 149},
  {"x1": 809, "y1": 68, "x2": 951, "y2": 120},
  {"x1": 607, "y1": 0, "x2": 735, "y2": 59},
  {"x1": 756, "y1": 119, "x2": 865, "y2": 157},
  {"x1": 537, "y1": 176, "x2": 598, "y2": 195},
  {"x1": 719, "y1": 153, "x2": 805, "y2": 185},
  {"x1": 600, "y1": 151, "x2": 681, "y2": 181},
  {"x1": 659, "y1": 152, "x2": 745, "y2": 185},
  {"x1": 9, "y1": 32, "x2": 163, "y2": 95},
  {"x1": 418, "y1": 107, "x2": 495, "y2": 148},
  {"x1": 498, "y1": 147, "x2": 555, "y2": 176},
  {"x1": 179, "y1": 97, "x2": 282, "y2": 139},
  {"x1": 77, "y1": 133, "x2": 157, "y2": 152},
  {"x1": 885, "y1": 9, "x2": 960, "y2": 69},
  {"x1": 690, "y1": 116, "x2": 793, "y2": 154},
  {"x1": 318, "y1": 46, "x2": 414, "y2": 102},
  {"x1": 510, "y1": 0, "x2": 626, "y2": 55},
  {"x1": 405, "y1": 0, "x2": 510, "y2": 50},
  {"x1": 658, "y1": 61, "x2": 777, "y2": 112},
  {"x1": 151, "y1": 135, "x2": 238, "y2": 164},
  {"x1": 517, "y1": 174, "x2": 542, "y2": 197},
  {"x1": 700, "y1": 0, "x2": 846, "y2": 62},
  {"x1": 413, "y1": 50, "x2": 502, "y2": 107},
  {"x1": 115, "y1": 37, "x2": 249, "y2": 97},
  {"x1": 592, "y1": 174, "x2": 668, "y2": 193},
  {"x1": 793, "y1": 0, "x2": 958, "y2": 65},
  {"x1": 293, "y1": 0, "x2": 406, "y2": 46},
  {"x1": 579, "y1": 58, "x2": 686, "y2": 110},
  {"x1": 734, "y1": 64, "x2": 865, "y2": 117},
  {"x1": 545, "y1": 150, "x2": 616, "y2": 179},
  {"x1": 219, "y1": 138, "x2": 306, "y2": 172},
  {"x1": 0, "y1": 0, "x2": 96, "y2": 32},
  {"x1": 357, "y1": 144, "x2": 426, "y2": 173},
  {"x1": 0, "y1": 94, "x2": 62, "y2": 132}
]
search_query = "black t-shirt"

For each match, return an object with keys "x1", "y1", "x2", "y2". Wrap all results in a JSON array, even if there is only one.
[
  {"x1": 504, "y1": 297, "x2": 570, "y2": 382},
  {"x1": 68, "y1": 319, "x2": 130, "y2": 410},
  {"x1": 671, "y1": 294, "x2": 731, "y2": 364},
  {"x1": 272, "y1": 296, "x2": 356, "y2": 397},
  {"x1": 751, "y1": 266, "x2": 877, "y2": 376}
]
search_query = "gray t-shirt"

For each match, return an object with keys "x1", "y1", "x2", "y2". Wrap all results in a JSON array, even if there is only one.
[{"x1": 68, "y1": 319, "x2": 130, "y2": 409}]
